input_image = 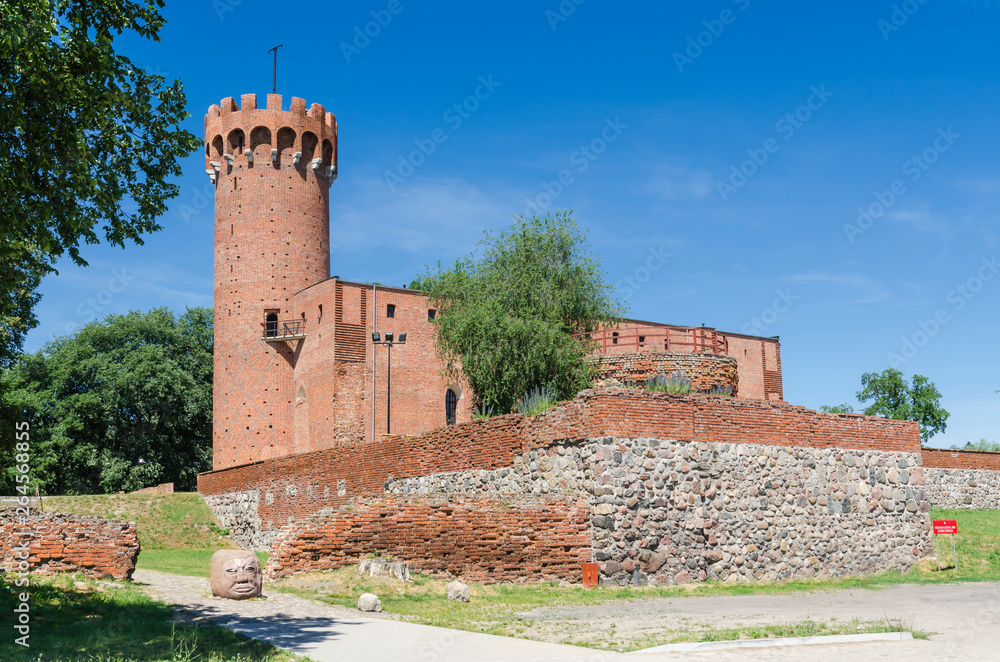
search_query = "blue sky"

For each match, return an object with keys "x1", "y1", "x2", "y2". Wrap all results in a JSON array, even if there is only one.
[{"x1": 25, "y1": 0, "x2": 999, "y2": 447}]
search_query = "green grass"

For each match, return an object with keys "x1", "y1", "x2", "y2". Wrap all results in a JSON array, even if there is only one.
[
  {"x1": 136, "y1": 550, "x2": 270, "y2": 578},
  {"x1": 0, "y1": 573, "x2": 306, "y2": 661},
  {"x1": 42, "y1": 492, "x2": 232, "y2": 550}
]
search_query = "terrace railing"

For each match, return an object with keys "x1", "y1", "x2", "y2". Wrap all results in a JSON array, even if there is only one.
[{"x1": 574, "y1": 326, "x2": 728, "y2": 356}]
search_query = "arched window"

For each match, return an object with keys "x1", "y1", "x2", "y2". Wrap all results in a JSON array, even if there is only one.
[
  {"x1": 445, "y1": 389, "x2": 457, "y2": 426},
  {"x1": 265, "y1": 312, "x2": 278, "y2": 338}
]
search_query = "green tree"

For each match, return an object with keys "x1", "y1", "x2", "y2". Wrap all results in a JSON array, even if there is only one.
[
  {"x1": 856, "y1": 368, "x2": 949, "y2": 443},
  {"x1": 0, "y1": 308, "x2": 213, "y2": 494},
  {"x1": 413, "y1": 212, "x2": 625, "y2": 413},
  {"x1": 0, "y1": 0, "x2": 200, "y2": 367}
]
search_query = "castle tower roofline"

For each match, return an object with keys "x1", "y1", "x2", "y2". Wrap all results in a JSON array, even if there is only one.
[{"x1": 204, "y1": 93, "x2": 337, "y2": 185}]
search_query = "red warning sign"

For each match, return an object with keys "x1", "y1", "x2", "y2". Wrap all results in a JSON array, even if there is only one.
[{"x1": 933, "y1": 520, "x2": 957, "y2": 535}]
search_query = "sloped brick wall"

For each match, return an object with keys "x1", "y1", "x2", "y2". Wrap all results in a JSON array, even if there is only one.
[
  {"x1": 265, "y1": 494, "x2": 590, "y2": 582},
  {"x1": 0, "y1": 512, "x2": 140, "y2": 580}
]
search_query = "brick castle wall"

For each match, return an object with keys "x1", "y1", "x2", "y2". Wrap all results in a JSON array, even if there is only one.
[
  {"x1": 265, "y1": 494, "x2": 591, "y2": 582},
  {"x1": 921, "y1": 448, "x2": 1000, "y2": 470},
  {"x1": 0, "y1": 512, "x2": 140, "y2": 580}
]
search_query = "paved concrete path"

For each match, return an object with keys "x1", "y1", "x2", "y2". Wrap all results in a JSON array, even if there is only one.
[{"x1": 133, "y1": 570, "x2": 1000, "y2": 661}]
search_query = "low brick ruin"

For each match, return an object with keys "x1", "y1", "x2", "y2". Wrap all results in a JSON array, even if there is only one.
[
  {"x1": 200, "y1": 389, "x2": 938, "y2": 584},
  {"x1": 0, "y1": 512, "x2": 140, "y2": 580}
]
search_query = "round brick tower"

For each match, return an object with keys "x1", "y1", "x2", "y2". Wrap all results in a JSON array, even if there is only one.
[{"x1": 205, "y1": 93, "x2": 338, "y2": 470}]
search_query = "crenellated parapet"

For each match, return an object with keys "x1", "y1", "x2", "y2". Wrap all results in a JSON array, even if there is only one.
[{"x1": 204, "y1": 93, "x2": 338, "y2": 186}]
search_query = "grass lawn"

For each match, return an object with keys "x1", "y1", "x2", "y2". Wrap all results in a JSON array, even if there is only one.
[
  {"x1": 42, "y1": 492, "x2": 232, "y2": 550},
  {"x1": 137, "y1": 549, "x2": 270, "y2": 578},
  {"x1": 0, "y1": 573, "x2": 306, "y2": 662}
]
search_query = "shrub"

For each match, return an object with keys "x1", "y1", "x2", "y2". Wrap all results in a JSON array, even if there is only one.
[
  {"x1": 645, "y1": 370, "x2": 692, "y2": 394},
  {"x1": 517, "y1": 386, "x2": 557, "y2": 416}
]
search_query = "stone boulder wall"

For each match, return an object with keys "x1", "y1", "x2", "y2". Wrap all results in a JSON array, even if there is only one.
[
  {"x1": 591, "y1": 352, "x2": 739, "y2": 395},
  {"x1": 589, "y1": 438, "x2": 931, "y2": 585},
  {"x1": 0, "y1": 512, "x2": 140, "y2": 580},
  {"x1": 924, "y1": 468, "x2": 1000, "y2": 510},
  {"x1": 265, "y1": 494, "x2": 590, "y2": 581}
]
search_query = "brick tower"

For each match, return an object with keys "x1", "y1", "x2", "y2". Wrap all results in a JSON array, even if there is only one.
[{"x1": 205, "y1": 93, "x2": 338, "y2": 470}]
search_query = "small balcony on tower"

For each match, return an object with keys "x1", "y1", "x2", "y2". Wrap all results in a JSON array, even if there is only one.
[{"x1": 262, "y1": 314, "x2": 306, "y2": 342}]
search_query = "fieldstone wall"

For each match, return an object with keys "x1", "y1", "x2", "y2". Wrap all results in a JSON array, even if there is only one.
[
  {"x1": 203, "y1": 490, "x2": 273, "y2": 550},
  {"x1": 924, "y1": 468, "x2": 1000, "y2": 510},
  {"x1": 388, "y1": 437, "x2": 932, "y2": 585},
  {"x1": 0, "y1": 512, "x2": 140, "y2": 580}
]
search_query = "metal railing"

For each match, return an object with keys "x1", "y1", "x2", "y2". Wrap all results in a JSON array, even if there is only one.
[
  {"x1": 574, "y1": 326, "x2": 728, "y2": 356},
  {"x1": 261, "y1": 319, "x2": 306, "y2": 340}
]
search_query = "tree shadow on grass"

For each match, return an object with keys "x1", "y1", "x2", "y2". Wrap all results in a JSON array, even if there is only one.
[{"x1": 0, "y1": 575, "x2": 360, "y2": 661}]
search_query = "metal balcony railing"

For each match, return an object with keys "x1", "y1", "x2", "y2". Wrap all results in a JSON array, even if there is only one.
[
  {"x1": 261, "y1": 319, "x2": 306, "y2": 341},
  {"x1": 574, "y1": 325, "x2": 728, "y2": 356}
]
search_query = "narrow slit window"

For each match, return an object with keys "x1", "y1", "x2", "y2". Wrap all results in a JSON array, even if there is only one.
[
  {"x1": 612, "y1": 332, "x2": 619, "y2": 345},
  {"x1": 445, "y1": 389, "x2": 457, "y2": 426},
  {"x1": 386, "y1": 304, "x2": 395, "y2": 318},
  {"x1": 428, "y1": 309, "x2": 436, "y2": 322}
]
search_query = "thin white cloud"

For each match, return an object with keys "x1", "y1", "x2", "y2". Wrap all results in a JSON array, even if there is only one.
[{"x1": 640, "y1": 161, "x2": 713, "y2": 199}]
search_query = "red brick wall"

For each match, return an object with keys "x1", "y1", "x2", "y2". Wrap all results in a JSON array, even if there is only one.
[
  {"x1": 208, "y1": 93, "x2": 337, "y2": 470},
  {"x1": 723, "y1": 334, "x2": 783, "y2": 401},
  {"x1": 0, "y1": 513, "x2": 140, "y2": 580},
  {"x1": 922, "y1": 448, "x2": 1000, "y2": 470},
  {"x1": 265, "y1": 494, "x2": 591, "y2": 581},
  {"x1": 592, "y1": 352, "x2": 739, "y2": 394}
]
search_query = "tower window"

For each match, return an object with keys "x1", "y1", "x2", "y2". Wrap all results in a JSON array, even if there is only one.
[
  {"x1": 612, "y1": 332, "x2": 619, "y2": 345},
  {"x1": 386, "y1": 304, "x2": 395, "y2": 318},
  {"x1": 428, "y1": 309, "x2": 436, "y2": 322},
  {"x1": 264, "y1": 312, "x2": 278, "y2": 338},
  {"x1": 318, "y1": 304, "x2": 323, "y2": 324},
  {"x1": 445, "y1": 389, "x2": 457, "y2": 426}
]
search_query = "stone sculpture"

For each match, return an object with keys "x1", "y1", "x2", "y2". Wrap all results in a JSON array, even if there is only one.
[{"x1": 210, "y1": 549, "x2": 262, "y2": 600}]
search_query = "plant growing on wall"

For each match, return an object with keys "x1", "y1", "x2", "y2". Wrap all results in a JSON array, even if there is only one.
[
  {"x1": 413, "y1": 212, "x2": 625, "y2": 413},
  {"x1": 645, "y1": 370, "x2": 693, "y2": 394},
  {"x1": 516, "y1": 386, "x2": 557, "y2": 417}
]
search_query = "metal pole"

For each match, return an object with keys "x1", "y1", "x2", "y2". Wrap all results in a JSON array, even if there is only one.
[
  {"x1": 268, "y1": 44, "x2": 283, "y2": 94},
  {"x1": 386, "y1": 342, "x2": 392, "y2": 435},
  {"x1": 935, "y1": 534, "x2": 941, "y2": 571},
  {"x1": 952, "y1": 533, "x2": 958, "y2": 570}
]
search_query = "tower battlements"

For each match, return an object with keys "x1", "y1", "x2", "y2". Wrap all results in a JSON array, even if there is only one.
[{"x1": 204, "y1": 94, "x2": 338, "y2": 184}]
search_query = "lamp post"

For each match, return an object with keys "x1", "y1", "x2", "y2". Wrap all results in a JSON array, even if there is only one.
[{"x1": 372, "y1": 331, "x2": 406, "y2": 434}]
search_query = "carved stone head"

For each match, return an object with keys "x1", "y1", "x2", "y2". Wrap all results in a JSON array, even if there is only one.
[{"x1": 210, "y1": 550, "x2": 262, "y2": 600}]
